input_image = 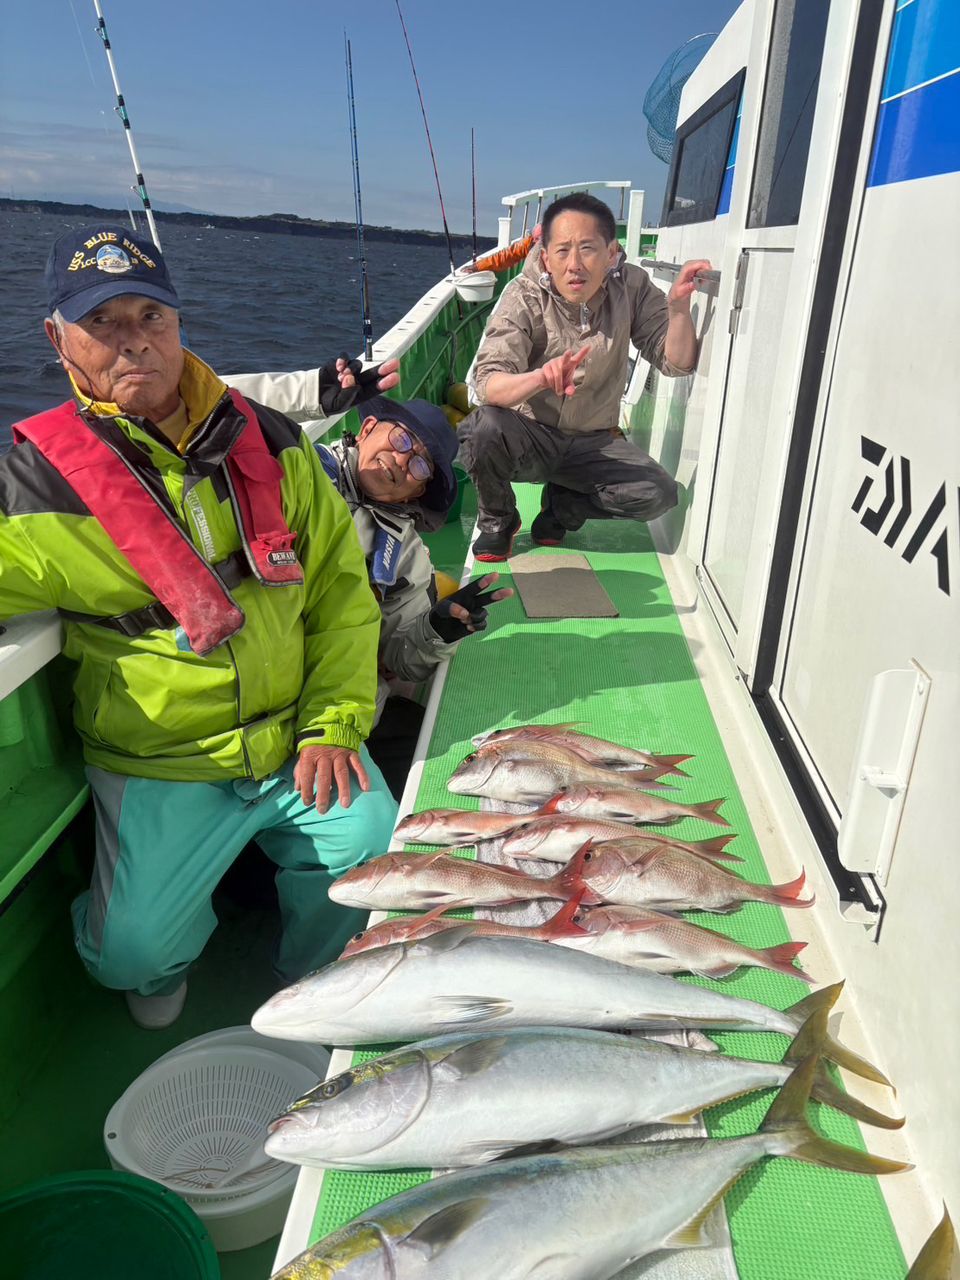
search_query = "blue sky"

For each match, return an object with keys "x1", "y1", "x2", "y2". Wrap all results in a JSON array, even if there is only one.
[{"x1": 2, "y1": 0, "x2": 741, "y2": 234}]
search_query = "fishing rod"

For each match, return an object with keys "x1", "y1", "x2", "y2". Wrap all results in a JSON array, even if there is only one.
[
  {"x1": 393, "y1": 0, "x2": 459, "y2": 284},
  {"x1": 344, "y1": 34, "x2": 373, "y2": 361},
  {"x1": 92, "y1": 0, "x2": 161, "y2": 250},
  {"x1": 471, "y1": 127, "x2": 478, "y2": 267}
]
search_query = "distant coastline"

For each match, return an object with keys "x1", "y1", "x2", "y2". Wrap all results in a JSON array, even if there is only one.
[{"x1": 0, "y1": 198, "x2": 497, "y2": 252}]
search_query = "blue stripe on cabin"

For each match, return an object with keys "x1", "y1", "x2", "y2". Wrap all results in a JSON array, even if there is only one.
[
  {"x1": 868, "y1": 67, "x2": 960, "y2": 186},
  {"x1": 882, "y1": 0, "x2": 960, "y2": 101},
  {"x1": 716, "y1": 101, "x2": 742, "y2": 216}
]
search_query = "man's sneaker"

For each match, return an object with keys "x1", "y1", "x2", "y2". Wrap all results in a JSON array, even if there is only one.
[
  {"x1": 472, "y1": 512, "x2": 521, "y2": 562},
  {"x1": 530, "y1": 506, "x2": 566, "y2": 546},
  {"x1": 125, "y1": 981, "x2": 187, "y2": 1030}
]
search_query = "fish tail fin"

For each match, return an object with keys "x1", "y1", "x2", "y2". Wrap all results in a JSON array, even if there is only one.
[
  {"x1": 762, "y1": 1055, "x2": 911, "y2": 1176},
  {"x1": 756, "y1": 939, "x2": 814, "y2": 983},
  {"x1": 650, "y1": 752, "x2": 694, "y2": 776},
  {"x1": 906, "y1": 1209, "x2": 956, "y2": 1280},
  {"x1": 689, "y1": 835, "x2": 743, "y2": 863},
  {"x1": 784, "y1": 1004, "x2": 904, "y2": 1129},
  {"x1": 759, "y1": 869, "x2": 817, "y2": 909},
  {"x1": 541, "y1": 889, "x2": 591, "y2": 939},
  {"x1": 783, "y1": 982, "x2": 893, "y2": 1087},
  {"x1": 688, "y1": 798, "x2": 731, "y2": 828}
]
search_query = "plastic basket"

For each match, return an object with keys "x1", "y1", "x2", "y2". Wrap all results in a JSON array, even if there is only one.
[
  {"x1": 454, "y1": 269, "x2": 496, "y2": 302},
  {"x1": 0, "y1": 1170, "x2": 219, "y2": 1280},
  {"x1": 104, "y1": 1044, "x2": 317, "y2": 1251}
]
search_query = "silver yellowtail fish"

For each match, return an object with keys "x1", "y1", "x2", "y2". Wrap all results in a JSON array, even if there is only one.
[
  {"x1": 251, "y1": 932, "x2": 890, "y2": 1085},
  {"x1": 568, "y1": 903, "x2": 813, "y2": 982},
  {"x1": 264, "y1": 1013, "x2": 902, "y2": 1172},
  {"x1": 503, "y1": 815, "x2": 740, "y2": 863},
  {"x1": 447, "y1": 748, "x2": 678, "y2": 807},
  {"x1": 472, "y1": 722, "x2": 692, "y2": 775},
  {"x1": 270, "y1": 1055, "x2": 908, "y2": 1280},
  {"x1": 394, "y1": 808, "x2": 532, "y2": 846},
  {"x1": 327, "y1": 848, "x2": 587, "y2": 912},
  {"x1": 576, "y1": 839, "x2": 815, "y2": 913},
  {"x1": 542, "y1": 783, "x2": 730, "y2": 827}
]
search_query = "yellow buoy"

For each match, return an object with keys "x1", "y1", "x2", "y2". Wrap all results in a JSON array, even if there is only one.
[
  {"x1": 434, "y1": 571, "x2": 461, "y2": 599},
  {"x1": 445, "y1": 382, "x2": 473, "y2": 415}
]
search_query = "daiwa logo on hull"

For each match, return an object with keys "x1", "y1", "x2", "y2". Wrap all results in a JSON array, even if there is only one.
[{"x1": 853, "y1": 436, "x2": 955, "y2": 596}]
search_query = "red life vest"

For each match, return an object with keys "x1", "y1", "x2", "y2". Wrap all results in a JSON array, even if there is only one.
[{"x1": 14, "y1": 389, "x2": 302, "y2": 656}]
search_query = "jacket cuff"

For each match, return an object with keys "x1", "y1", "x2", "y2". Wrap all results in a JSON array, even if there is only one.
[{"x1": 297, "y1": 723, "x2": 363, "y2": 752}]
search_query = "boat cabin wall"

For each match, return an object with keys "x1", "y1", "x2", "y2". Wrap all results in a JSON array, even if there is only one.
[{"x1": 628, "y1": 0, "x2": 960, "y2": 1225}]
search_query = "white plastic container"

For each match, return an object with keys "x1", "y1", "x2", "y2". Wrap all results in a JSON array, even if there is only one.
[
  {"x1": 104, "y1": 1041, "x2": 319, "y2": 1252},
  {"x1": 454, "y1": 269, "x2": 496, "y2": 302}
]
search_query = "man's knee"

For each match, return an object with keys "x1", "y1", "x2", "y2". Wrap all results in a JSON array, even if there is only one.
[
  {"x1": 77, "y1": 908, "x2": 179, "y2": 991},
  {"x1": 457, "y1": 405, "x2": 516, "y2": 465},
  {"x1": 614, "y1": 468, "x2": 678, "y2": 522},
  {"x1": 325, "y1": 775, "x2": 397, "y2": 876}
]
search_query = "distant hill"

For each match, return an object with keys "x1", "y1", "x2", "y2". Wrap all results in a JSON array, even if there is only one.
[{"x1": 0, "y1": 198, "x2": 497, "y2": 252}]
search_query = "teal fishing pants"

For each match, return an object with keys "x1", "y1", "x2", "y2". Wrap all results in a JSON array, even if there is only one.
[{"x1": 71, "y1": 751, "x2": 397, "y2": 997}]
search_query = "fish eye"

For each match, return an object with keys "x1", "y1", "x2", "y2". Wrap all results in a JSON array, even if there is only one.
[
  {"x1": 352, "y1": 932, "x2": 364, "y2": 942},
  {"x1": 321, "y1": 1080, "x2": 341, "y2": 1099},
  {"x1": 559, "y1": 786, "x2": 569, "y2": 793},
  {"x1": 583, "y1": 852, "x2": 592, "y2": 862},
  {"x1": 464, "y1": 752, "x2": 477, "y2": 762}
]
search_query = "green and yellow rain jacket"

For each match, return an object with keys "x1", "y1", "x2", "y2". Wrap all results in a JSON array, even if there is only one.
[{"x1": 0, "y1": 351, "x2": 380, "y2": 781}]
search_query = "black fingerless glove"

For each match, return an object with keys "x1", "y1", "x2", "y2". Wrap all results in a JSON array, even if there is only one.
[
  {"x1": 317, "y1": 353, "x2": 387, "y2": 416},
  {"x1": 428, "y1": 578, "x2": 501, "y2": 643}
]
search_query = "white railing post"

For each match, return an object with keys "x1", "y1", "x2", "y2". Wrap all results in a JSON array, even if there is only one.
[
  {"x1": 497, "y1": 215, "x2": 512, "y2": 249},
  {"x1": 625, "y1": 189, "x2": 646, "y2": 262}
]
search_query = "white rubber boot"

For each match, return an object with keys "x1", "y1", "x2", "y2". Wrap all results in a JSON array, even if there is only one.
[{"x1": 125, "y1": 981, "x2": 187, "y2": 1030}]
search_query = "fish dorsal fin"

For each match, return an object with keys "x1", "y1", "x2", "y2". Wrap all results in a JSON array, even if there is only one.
[
  {"x1": 906, "y1": 1208, "x2": 956, "y2": 1280},
  {"x1": 403, "y1": 1198, "x2": 489, "y2": 1257},
  {"x1": 436, "y1": 1035, "x2": 509, "y2": 1079},
  {"x1": 663, "y1": 1195, "x2": 728, "y2": 1249}
]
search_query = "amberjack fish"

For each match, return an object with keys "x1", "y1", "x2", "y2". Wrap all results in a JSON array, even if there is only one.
[
  {"x1": 340, "y1": 896, "x2": 586, "y2": 958},
  {"x1": 567, "y1": 903, "x2": 813, "y2": 982},
  {"x1": 394, "y1": 808, "x2": 531, "y2": 846},
  {"x1": 541, "y1": 783, "x2": 730, "y2": 827},
  {"x1": 473, "y1": 721, "x2": 692, "y2": 775},
  {"x1": 270, "y1": 1055, "x2": 908, "y2": 1280},
  {"x1": 447, "y1": 749, "x2": 678, "y2": 807},
  {"x1": 251, "y1": 933, "x2": 891, "y2": 1085},
  {"x1": 327, "y1": 847, "x2": 590, "y2": 912},
  {"x1": 264, "y1": 1011, "x2": 902, "y2": 1172},
  {"x1": 503, "y1": 815, "x2": 740, "y2": 863},
  {"x1": 576, "y1": 839, "x2": 814, "y2": 913}
]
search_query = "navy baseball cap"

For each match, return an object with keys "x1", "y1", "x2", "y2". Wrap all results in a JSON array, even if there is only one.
[
  {"x1": 363, "y1": 395, "x2": 458, "y2": 517},
  {"x1": 45, "y1": 223, "x2": 181, "y2": 323}
]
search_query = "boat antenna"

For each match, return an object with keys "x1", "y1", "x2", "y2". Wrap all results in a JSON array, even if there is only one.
[
  {"x1": 344, "y1": 34, "x2": 373, "y2": 361},
  {"x1": 471, "y1": 127, "x2": 478, "y2": 267},
  {"x1": 92, "y1": 0, "x2": 161, "y2": 250},
  {"x1": 393, "y1": 0, "x2": 458, "y2": 282}
]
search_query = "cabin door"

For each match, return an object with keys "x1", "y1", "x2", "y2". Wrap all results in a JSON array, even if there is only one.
[{"x1": 697, "y1": 0, "x2": 833, "y2": 658}]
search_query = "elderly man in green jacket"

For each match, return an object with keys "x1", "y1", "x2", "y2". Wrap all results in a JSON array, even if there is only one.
[{"x1": 0, "y1": 224, "x2": 396, "y2": 1028}]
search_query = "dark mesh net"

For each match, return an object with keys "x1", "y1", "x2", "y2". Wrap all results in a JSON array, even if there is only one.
[{"x1": 643, "y1": 33, "x2": 717, "y2": 164}]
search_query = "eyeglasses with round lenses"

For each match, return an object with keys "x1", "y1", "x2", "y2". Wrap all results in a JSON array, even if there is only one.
[{"x1": 387, "y1": 424, "x2": 434, "y2": 482}]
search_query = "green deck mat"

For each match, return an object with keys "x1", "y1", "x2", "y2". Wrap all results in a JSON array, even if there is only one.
[{"x1": 307, "y1": 487, "x2": 907, "y2": 1279}]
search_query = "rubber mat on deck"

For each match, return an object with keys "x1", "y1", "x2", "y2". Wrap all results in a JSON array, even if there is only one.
[{"x1": 307, "y1": 487, "x2": 907, "y2": 1280}]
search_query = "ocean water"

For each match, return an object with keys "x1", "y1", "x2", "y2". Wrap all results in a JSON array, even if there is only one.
[{"x1": 0, "y1": 209, "x2": 455, "y2": 445}]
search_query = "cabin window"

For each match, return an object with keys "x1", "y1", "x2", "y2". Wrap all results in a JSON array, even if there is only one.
[
  {"x1": 662, "y1": 70, "x2": 746, "y2": 227},
  {"x1": 747, "y1": 0, "x2": 832, "y2": 228}
]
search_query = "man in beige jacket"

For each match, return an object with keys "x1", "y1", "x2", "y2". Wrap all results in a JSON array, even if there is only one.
[{"x1": 458, "y1": 192, "x2": 709, "y2": 560}]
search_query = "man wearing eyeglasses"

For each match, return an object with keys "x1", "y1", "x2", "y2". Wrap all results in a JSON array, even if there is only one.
[{"x1": 227, "y1": 367, "x2": 513, "y2": 795}]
